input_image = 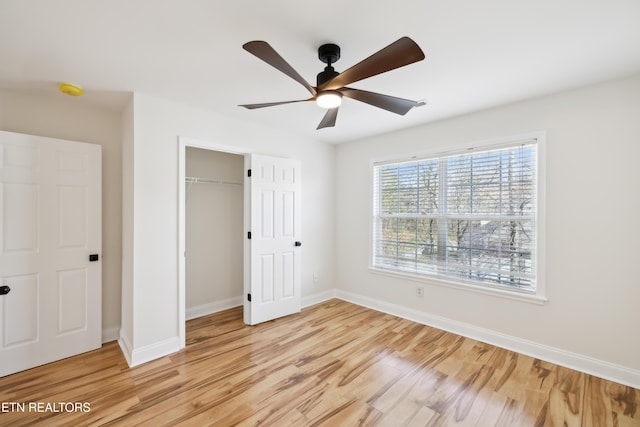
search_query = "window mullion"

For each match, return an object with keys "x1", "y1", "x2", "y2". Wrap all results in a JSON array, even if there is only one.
[
  {"x1": 395, "y1": 166, "x2": 400, "y2": 265},
  {"x1": 437, "y1": 159, "x2": 447, "y2": 268},
  {"x1": 498, "y1": 153, "x2": 503, "y2": 282}
]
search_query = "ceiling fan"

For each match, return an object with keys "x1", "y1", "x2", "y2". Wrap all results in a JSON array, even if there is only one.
[{"x1": 239, "y1": 37, "x2": 425, "y2": 130}]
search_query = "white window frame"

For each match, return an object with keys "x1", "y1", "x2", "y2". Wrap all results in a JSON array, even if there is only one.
[{"x1": 369, "y1": 132, "x2": 547, "y2": 304}]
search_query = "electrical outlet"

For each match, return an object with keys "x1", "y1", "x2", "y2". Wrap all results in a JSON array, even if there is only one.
[
  {"x1": 416, "y1": 286, "x2": 424, "y2": 298},
  {"x1": 313, "y1": 273, "x2": 319, "y2": 284}
]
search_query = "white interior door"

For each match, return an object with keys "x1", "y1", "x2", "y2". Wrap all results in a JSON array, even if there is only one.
[
  {"x1": 244, "y1": 154, "x2": 301, "y2": 325},
  {"x1": 0, "y1": 131, "x2": 101, "y2": 377}
]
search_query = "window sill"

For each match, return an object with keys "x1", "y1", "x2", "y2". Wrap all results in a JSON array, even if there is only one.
[{"x1": 368, "y1": 267, "x2": 548, "y2": 305}]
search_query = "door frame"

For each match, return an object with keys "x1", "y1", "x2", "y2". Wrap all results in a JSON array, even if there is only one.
[{"x1": 177, "y1": 136, "x2": 251, "y2": 348}]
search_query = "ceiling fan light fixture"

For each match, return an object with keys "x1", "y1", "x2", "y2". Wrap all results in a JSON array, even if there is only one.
[{"x1": 316, "y1": 90, "x2": 342, "y2": 109}]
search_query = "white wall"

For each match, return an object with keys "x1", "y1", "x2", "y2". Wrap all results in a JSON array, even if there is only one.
[
  {"x1": 335, "y1": 75, "x2": 640, "y2": 376},
  {"x1": 119, "y1": 96, "x2": 134, "y2": 355},
  {"x1": 185, "y1": 148, "x2": 243, "y2": 314},
  {"x1": 122, "y1": 93, "x2": 335, "y2": 362},
  {"x1": 0, "y1": 89, "x2": 124, "y2": 342}
]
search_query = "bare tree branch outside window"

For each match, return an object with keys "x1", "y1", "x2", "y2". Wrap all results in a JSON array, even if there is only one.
[{"x1": 373, "y1": 142, "x2": 537, "y2": 291}]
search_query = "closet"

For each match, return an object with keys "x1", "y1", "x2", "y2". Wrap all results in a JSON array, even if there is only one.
[{"x1": 185, "y1": 147, "x2": 244, "y2": 319}]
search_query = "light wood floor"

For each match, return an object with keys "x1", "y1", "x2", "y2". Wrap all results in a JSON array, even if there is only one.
[{"x1": 0, "y1": 299, "x2": 638, "y2": 426}]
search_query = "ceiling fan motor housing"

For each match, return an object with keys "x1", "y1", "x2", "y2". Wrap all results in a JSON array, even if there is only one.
[
  {"x1": 317, "y1": 43, "x2": 341, "y2": 87},
  {"x1": 318, "y1": 43, "x2": 340, "y2": 64}
]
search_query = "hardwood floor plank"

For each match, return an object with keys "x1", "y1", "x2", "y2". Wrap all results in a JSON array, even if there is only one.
[
  {"x1": 0, "y1": 299, "x2": 637, "y2": 426},
  {"x1": 582, "y1": 375, "x2": 615, "y2": 427}
]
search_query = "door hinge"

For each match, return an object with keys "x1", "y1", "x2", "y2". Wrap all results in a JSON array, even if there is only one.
[
  {"x1": 247, "y1": 169, "x2": 252, "y2": 177},
  {"x1": 247, "y1": 293, "x2": 252, "y2": 302},
  {"x1": 247, "y1": 231, "x2": 252, "y2": 239}
]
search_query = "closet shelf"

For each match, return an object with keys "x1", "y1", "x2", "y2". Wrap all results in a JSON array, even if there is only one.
[{"x1": 185, "y1": 176, "x2": 243, "y2": 186}]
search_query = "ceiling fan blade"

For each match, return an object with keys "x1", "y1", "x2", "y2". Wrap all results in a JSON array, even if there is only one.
[
  {"x1": 239, "y1": 98, "x2": 313, "y2": 109},
  {"x1": 243, "y1": 41, "x2": 317, "y2": 96},
  {"x1": 319, "y1": 37, "x2": 425, "y2": 91},
  {"x1": 340, "y1": 88, "x2": 418, "y2": 115},
  {"x1": 317, "y1": 107, "x2": 338, "y2": 129}
]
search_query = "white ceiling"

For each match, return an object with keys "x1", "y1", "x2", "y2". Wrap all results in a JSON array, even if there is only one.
[{"x1": 1, "y1": 0, "x2": 639, "y2": 144}]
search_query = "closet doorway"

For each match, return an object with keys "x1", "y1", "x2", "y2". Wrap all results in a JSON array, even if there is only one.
[
  {"x1": 177, "y1": 137, "x2": 303, "y2": 346},
  {"x1": 178, "y1": 139, "x2": 246, "y2": 347}
]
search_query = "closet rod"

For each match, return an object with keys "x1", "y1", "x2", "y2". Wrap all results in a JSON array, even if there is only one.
[{"x1": 185, "y1": 176, "x2": 243, "y2": 186}]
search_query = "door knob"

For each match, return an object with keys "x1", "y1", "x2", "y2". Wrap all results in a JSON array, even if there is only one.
[
  {"x1": 0, "y1": 286, "x2": 10, "y2": 296},
  {"x1": 294, "y1": 241, "x2": 302, "y2": 247}
]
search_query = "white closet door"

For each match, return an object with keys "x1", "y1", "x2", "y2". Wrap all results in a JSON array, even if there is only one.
[
  {"x1": 0, "y1": 131, "x2": 101, "y2": 377},
  {"x1": 244, "y1": 154, "x2": 301, "y2": 325}
]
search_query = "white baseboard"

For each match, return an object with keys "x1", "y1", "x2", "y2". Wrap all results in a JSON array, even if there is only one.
[
  {"x1": 102, "y1": 326, "x2": 119, "y2": 343},
  {"x1": 129, "y1": 337, "x2": 181, "y2": 368},
  {"x1": 302, "y1": 289, "x2": 337, "y2": 308},
  {"x1": 186, "y1": 296, "x2": 243, "y2": 321},
  {"x1": 334, "y1": 289, "x2": 640, "y2": 389},
  {"x1": 117, "y1": 329, "x2": 133, "y2": 366},
  {"x1": 117, "y1": 329, "x2": 181, "y2": 368}
]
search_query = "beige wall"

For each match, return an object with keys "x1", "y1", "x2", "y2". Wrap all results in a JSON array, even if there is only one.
[
  {"x1": 335, "y1": 74, "x2": 640, "y2": 374},
  {"x1": 0, "y1": 89, "x2": 125, "y2": 341}
]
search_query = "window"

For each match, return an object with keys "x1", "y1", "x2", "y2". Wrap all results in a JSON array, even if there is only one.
[{"x1": 372, "y1": 137, "x2": 541, "y2": 295}]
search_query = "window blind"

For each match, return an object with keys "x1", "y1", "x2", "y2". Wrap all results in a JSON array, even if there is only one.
[{"x1": 372, "y1": 141, "x2": 537, "y2": 292}]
